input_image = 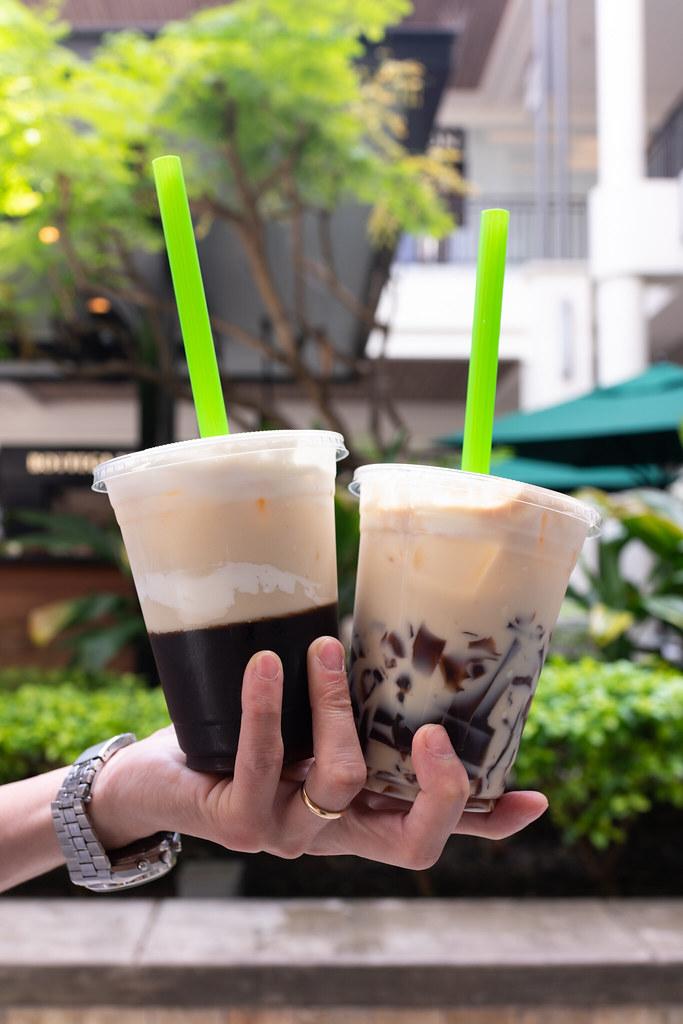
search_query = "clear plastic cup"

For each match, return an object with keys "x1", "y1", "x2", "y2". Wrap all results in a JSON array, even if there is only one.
[
  {"x1": 94, "y1": 430, "x2": 348, "y2": 773},
  {"x1": 348, "y1": 464, "x2": 600, "y2": 811}
]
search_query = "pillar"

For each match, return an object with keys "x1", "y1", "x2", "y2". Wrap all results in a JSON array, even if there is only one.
[{"x1": 594, "y1": 0, "x2": 648, "y2": 384}]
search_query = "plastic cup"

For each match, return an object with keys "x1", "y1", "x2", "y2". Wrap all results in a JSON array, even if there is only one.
[
  {"x1": 94, "y1": 430, "x2": 348, "y2": 773},
  {"x1": 348, "y1": 464, "x2": 600, "y2": 811}
]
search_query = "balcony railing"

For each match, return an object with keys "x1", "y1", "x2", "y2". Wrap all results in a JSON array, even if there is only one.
[
  {"x1": 648, "y1": 94, "x2": 683, "y2": 178},
  {"x1": 396, "y1": 195, "x2": 588, "y2": 265}
]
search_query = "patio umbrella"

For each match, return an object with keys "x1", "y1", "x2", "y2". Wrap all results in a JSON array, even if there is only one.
[
  {"x1": 489, "y1": 457, "x2": 675, "y2": 492},
  {"x1": 440, "y1": 362, "x2": 683, "y2": 466}
]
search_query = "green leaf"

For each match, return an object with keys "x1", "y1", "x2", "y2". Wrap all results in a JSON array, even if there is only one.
[
  {"x1": 67, "y1": 618, "x2": 145, "y2": 671},
  {"x1": 11, "y1": 510, "x2": 125, "y2": 567},
  {"x1": 642, "y1": 595, "x2": 683, "y2": 631}
]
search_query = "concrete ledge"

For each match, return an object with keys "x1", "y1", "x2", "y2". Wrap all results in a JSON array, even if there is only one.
[{"x1": 0, "y1": 899, "x2": 681, "y2": 1008}]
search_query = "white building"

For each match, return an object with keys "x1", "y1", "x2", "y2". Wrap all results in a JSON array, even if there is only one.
[{"x1": 377, "y1": 0, "x2": 683, "y2": 442}]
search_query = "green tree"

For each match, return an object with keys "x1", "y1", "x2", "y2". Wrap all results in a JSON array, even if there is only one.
[{"x1": 0, "y1": 0, "x2": 462, "y2": 452}]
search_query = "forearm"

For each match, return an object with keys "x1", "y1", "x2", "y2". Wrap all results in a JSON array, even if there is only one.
[{"x1": 0, "y1": 767, "x2": 68, "y2": 893}]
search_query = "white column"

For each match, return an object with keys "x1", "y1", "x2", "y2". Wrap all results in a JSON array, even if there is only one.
[
  {"x1": 593, "y1": 0, "x2": 648, "y2": 384},
  {"x1": 595, "y1": 0, "x2": 645, "y2": 185},
  {"x1": 596, "y1": 278, "x2": 647, "y2": 384}
]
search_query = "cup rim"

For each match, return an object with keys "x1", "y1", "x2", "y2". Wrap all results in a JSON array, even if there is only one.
[
  {"x1": 349, "y1": 463, "x2": 602, "y2": 536},
  {"x1": 93, "y1": 429, "x2": 348, "y2": 493}
]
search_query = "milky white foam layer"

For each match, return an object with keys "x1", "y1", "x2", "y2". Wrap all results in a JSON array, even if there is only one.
[{"x1": 138, "y1": 562, "x2": 326, "y2": 632}]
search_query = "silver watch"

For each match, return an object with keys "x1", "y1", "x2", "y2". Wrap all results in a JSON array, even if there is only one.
[{"x1": 51, "y1": 733, "x2": 181, "y2": 892}]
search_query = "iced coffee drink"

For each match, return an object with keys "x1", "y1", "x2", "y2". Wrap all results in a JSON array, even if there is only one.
[
  {"x1": 94, "y1": 430, "x2": 346, "y2": 773},
  {"x1": 349, "y1": 464, "x2": 599, "y2": 810}
]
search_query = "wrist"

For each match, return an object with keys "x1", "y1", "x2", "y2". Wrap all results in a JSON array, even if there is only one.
[{"x1": 87, "y1": 742, "x2": 158, "y2": 850}]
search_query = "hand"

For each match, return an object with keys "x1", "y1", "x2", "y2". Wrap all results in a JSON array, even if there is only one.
[{"x1": 89, "y1": 637, "x2": 548, "y2": 870}]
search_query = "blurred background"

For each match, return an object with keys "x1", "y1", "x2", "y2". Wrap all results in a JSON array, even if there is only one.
[{"x1": 0, "y1": 0, "x2": 682, "y2": 913}]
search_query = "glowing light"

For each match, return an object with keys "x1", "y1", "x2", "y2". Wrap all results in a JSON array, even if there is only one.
[
  {"x1": 87, "y1": 296, "x2": 111, "y2": 315},
  {"x1": 24, "y1": 128, "x2": 41, "y2": 146},
  {"x1": 38, "y1": 225, "x2": 60, "y2": 244}
]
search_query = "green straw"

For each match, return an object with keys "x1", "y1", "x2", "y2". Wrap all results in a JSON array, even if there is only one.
[
  {"x1": 461, "y1": 208, "x2": 509, "y2": 474},
  {"x1": 152, "y1": 155, "x2": 229, "y2": 437}
]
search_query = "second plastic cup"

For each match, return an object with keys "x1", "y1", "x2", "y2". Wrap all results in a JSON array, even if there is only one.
[
  {"x1": 94, "y1": 430, "x2": 347, "y2": 773},
  {"x1": 348, "y1": 464, "x2": 600, "y2": 811}
]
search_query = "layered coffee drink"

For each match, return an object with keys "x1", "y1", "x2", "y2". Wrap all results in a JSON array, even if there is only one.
[
  {"x1": 94, "y1": 430, "x2": 346, "y2": 773},
  {"x1": 349, "y1": 465, "x2": 599, "y2": 810}
]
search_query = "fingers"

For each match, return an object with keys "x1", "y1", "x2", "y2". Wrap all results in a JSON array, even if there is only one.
[
  {"x1": 395, "y1": 725, "x2": 470, "y2": 868},
  {"x1": 454, "y1": 791, "x2": 548, "y2": 840},
  {"x1": 278, "y1": 637, "x2": 366, "y2": 856},
  {"x1": 308, "y1": 724, "x2": 469, "y2": 867},
  {"x1": 303, "y1": 637, "x2": 368, "y2": 812},
  {"x1": 229, "y1": 651, "x2": 284, "y2": 847}
]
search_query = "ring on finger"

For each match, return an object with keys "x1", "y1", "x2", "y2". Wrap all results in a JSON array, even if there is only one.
[{"x1": 300, "y1": 780, "x2": 348, "y2": 820}]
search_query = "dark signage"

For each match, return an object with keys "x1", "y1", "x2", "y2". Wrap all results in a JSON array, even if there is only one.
[{"x1": 0, "y1": 446, "x2": 127, "y2": 540}]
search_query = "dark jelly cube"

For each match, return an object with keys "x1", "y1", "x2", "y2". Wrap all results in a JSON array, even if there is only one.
[{"x1": 412, "y1": 624, "x2": 446, "y2": 675}]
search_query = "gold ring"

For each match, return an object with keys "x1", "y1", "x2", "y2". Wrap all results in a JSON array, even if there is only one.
[{"x1": 300, "y1": 780, "x2": 346, "y2": 820}]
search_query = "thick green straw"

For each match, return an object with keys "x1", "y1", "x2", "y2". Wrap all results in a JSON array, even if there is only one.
[
  {"x1": 152, "y1": 155, "x2": 229, "y2": 437},
  {"x1": 461, "y1": 208, "x2": 509, "y2": 474}
]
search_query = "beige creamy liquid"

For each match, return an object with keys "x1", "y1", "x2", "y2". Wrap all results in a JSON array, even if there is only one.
[
  {"x1": 351, "y1": 479, "x2": 588, "y2": 803},
  {"x1": 106, "y1": 448, "x2": 339, "y2": 635}
]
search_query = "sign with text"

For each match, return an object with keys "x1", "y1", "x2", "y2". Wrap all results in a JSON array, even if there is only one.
[{"x1": 0, "y1": 446, "x2": 127, "y2": 540}]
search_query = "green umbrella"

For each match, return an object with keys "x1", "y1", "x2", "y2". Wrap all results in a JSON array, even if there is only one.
[
  {"x1": 440, "y1": 362, "x2": 683, "y2": 467},
  {"x1": 490, "y1": 457, "x2": 676, "y2": 493}
]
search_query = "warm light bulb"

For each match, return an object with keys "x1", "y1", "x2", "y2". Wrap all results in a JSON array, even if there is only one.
[
  {"x1": 38, "y1": 225, "x2": 60, "y2": 244},
  {"x1": 87, "y1": 296, "x2": 111, "y2": 315}
]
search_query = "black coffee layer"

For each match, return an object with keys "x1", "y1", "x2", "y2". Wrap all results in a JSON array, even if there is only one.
[{"x1": 150, "y1": 602, "x2": 339, "y2": 774}]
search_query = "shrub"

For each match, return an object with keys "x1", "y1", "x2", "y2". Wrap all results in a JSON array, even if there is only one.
[
  {"x1": 2, "y1": 661, "x2": 682, "y2": 860},
  {"x1": 0, "y1": 666, "x2": 142, "y2": 692},
  {"x1": 0, "y1": 670, "x2": 168, "y2": 783},
  {"x1": 515, "y1": 657, "x2": 683, "y2": 850}
]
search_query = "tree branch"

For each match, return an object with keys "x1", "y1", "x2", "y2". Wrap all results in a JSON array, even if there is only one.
[
  {"x1": 191, "y1": 194, "x2": 243, "y2": 225},
  {"x1": 217, "y1": 107, "x2": 353, "y2": 439},
  {"x1": 284, "y1": 171, "x2": 307, "y2": 330},
  {"x1": 303, "y1": 255, "x2": 388, "y2": 335}
]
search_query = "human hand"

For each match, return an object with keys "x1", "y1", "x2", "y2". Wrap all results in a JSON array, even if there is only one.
[{"x1": 89, "y1": 637, "x2": 548, "y2": 869}]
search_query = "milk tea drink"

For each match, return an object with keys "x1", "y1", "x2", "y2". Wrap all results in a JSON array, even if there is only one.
[
  {"x1": 349, "y1": 465, "x2": 599, "y2": 810},
  {"x1": 94, "y1": 430, "x2": 347, "y2": 773}
]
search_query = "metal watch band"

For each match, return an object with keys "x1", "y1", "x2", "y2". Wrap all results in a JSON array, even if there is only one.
[{"x1": 51, "y1": 733, "x2": 181, "y2": 892}]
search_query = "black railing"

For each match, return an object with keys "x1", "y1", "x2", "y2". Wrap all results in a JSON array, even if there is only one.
[
  {"x1": 396, "y1": 195, "x2": 588, "y2": 264},
  {"x1": 648, "y1": 94, "x2": 683, "y2": 178}
]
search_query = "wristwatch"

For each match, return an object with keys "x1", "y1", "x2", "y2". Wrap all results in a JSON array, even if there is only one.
[{"x1": 51, "y1": 733, "x2": 181, "y2": 892}]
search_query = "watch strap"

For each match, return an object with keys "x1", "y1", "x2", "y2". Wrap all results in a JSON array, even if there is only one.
[{"x1": 52, "y1": 733, "x2": 181, "y2": 892}]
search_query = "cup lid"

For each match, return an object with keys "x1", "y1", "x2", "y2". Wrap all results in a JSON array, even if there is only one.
[
  {"x1": 349, "y1": 463, "x2": 602, "y2": 536},
  {"x1": 93, "y1": 430, "x2": 348, "y2": 493}
]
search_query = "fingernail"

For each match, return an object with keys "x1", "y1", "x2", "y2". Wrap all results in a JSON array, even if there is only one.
[
  {"x1": 318, "y1": 637, "x2": 344, "y2": 672},
  {"x1": 255, "y1": 652, "x2": 280, "y2": 681},
  {"x1": 425, "y1": 726, "x2": 455, "y2": 759}
]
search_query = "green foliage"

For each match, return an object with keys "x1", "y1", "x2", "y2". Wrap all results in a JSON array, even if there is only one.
[
  {"x1": 0, "y1": 665, "x2": 139, "y2": 691},
  {"x1": 568, "y1": 488, "x2": 683, "y2": 663},
  {"x1": 0, "y1": 0, "x2": 460, "y2": 340},
  {"x1": 515, "y1": 657, "x2": 683, "y2": 850},
  {"x1": 0, "y1": 670, "x2": 168, "y2": 783},
  {"x1": 7, "y1": 510, "x2": 129, "y2": 568}
]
